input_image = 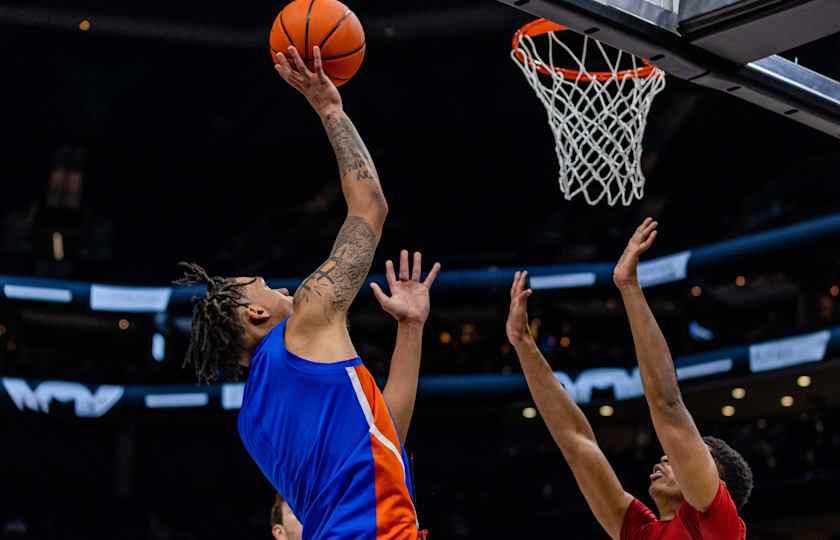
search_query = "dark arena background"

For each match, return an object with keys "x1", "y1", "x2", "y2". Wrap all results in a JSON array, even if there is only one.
[{"x1": 2, "y1": 0, "x2": 840, "y2": 539}]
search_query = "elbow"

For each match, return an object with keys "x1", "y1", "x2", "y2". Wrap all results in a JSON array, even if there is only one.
[
  {"x1": 367, "y1": 191, "x2": 389, "y2": 225},
  {"x1": 376, "y1": 196, "x2": 389, "y2": 219},
  {"x1": 349, "y1": 191, "x2": 388, "y2": 229},
  {"x1": 650, "y1": 392, "x2": 687, "y2": 416}
]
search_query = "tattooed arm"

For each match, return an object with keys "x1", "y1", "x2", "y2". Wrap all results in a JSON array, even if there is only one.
[{"x1": 274, "y1": 46, "x2": 387, "y2": 334}]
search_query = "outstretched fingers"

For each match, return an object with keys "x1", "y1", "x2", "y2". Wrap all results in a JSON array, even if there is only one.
[
  {"x1": 511, "y1": 271, "x2": 530, "y2": 301},
  {"x1": 369, "y1": 281, "x2": 389, "y2": 304},
  {"x1": 423, "y1": 262, "x2": 441, "y2": 287},
  {"x1": 511, "y1": 271, "x2": 521, "y2": 299},
  {"x1": 411, "y1": 251, "x2": 422, "y2": 281},
  {"x1": 287, "y1": 46, "x2": 313, "y2": 78},
  {"x1": 640, "y1": 230, "x2": 658, "y2": 250},
  {"x1": 274, "y1": 52, "x2": 304, "y2": 89},
  {"x1": 399, "y1": 250, "x2": 410, "y2": 281},
  {"x1": 312, "y1": 45, "x2": 329, "y2": 82},
  {"x1": 385, "y1": 259, "x2": 397, "y2": 290}
]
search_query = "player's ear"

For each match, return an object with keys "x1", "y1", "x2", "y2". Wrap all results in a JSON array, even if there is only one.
[
  {"x1": 272, "y1": 524, "x2": 288, "y2": 540},
  {"x1": 244, "y1": 303, "x2": 271, "y2": 324}
]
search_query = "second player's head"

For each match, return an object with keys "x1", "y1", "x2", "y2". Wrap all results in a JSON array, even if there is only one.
[
  {"x1": 175, "y1": 263, "x2": 294, "y2": 383},
  {"x1": 649, "y1": 436, "x2": 753, "y2": 512},
  {"x1": 271, "y1": 493, "x2": 303, "y2": 540}
]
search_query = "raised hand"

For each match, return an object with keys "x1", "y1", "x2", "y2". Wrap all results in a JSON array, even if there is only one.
[
  {"x1": 506, "y1": 271, "x2": 534, "y2": 346},
  {"x1": 370, "y1": 250, "x2": 441, "y2": 325},
  {"x1": 613, "y1": 217, "x2": 658, "y2": 289},
  {"x1": 274, "y1": 45, "x2": 342, "y2": 116}
]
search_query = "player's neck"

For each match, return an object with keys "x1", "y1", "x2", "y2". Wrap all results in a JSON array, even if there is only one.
[
  {"x1": 654, "y1": 497, "x2": 680, "y2": 522},
  {"x1": 237, "y1": 326, "x2": 269, "y2": 368}
]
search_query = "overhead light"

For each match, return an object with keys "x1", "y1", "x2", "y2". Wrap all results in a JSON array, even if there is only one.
[
  {"x1": 797, "y1": 375, "x2": 811, "y2": 388},
  {"x1": 79, "y1": 19, "x2": 91, "y2": 31},
  {"x1": 52, "y1": 232, "x2": 65, "y2": 261},
  {"x1": 735, "y1": 276, "x2": 746, "y2": 287},
  {"x1": 780, "y1": 395, "x2": 794, "y2": 407},
  {"x1": 460, "y1": 323, "x2": 476, "y2": 344},
  {"x1": 731, "y1": 387, "x2": 746, "y2": 400},
  {"x1": 522, "y1": 407, "x2": 537, "y2": 419},
  {"x1": 118, "y1": 319, "x2": 130, "y2": 330},
  {"x1": 721, "y1": 405, "x2": 735, "y2": 417},
  {"x1": 690, "y1": 286, "x2": 702, "y2": 297},
  {"x1": 599, "y1": 405, "x2": 614, "y2": 417}
]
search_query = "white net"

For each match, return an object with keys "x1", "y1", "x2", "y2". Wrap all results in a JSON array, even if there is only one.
[{"x1": 512, "y1": 25, "x2": 666, "y2": 206}]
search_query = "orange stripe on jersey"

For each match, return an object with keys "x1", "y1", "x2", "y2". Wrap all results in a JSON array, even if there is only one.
[{"x1": 352, "y1": 365, "x2": 418, "y2": 539}]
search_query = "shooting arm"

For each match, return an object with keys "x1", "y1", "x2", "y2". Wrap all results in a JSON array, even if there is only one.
[
  {"x1": 272, "y1": 47, "x2": 387, "y2": 327},
  {"x1": 292, "y1": 109, "x2": 387, "y2": 324},
  {"x1": 320, "y1": 108, "x2": 388, "y2": 228}
]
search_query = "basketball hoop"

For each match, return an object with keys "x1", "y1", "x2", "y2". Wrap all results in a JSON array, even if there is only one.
[{"x1": 511, "y1": 19, "x2": 666, "y2": 206}]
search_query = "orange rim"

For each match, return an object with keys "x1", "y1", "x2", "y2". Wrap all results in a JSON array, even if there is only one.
[{"x1": 512, "y1": 18, "x2": 658, "y2": 82}]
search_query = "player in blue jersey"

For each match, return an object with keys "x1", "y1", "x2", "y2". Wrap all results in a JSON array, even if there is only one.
[{"x1": 175, "y1": 46, "x2": 439, "y2": 539}]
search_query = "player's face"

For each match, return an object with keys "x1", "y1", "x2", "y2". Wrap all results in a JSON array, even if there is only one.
[
  {"x1": 237, "y1": 277, "x2": 294, "y2": 321},
  {"x1": 649, "y1": 455, "x2": 682, "y2": 501},
  {"x1": 281, "y1": 502, "x2": 303, "y2": 540}
]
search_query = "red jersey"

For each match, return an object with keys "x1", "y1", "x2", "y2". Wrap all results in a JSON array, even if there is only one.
[{"x1": 621, "y1": 482, "x2": 746, "y2": 540}]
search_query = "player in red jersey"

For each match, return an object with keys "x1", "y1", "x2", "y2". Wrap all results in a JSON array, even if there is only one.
[{"x1": 506, "y1": 218, "x2": 753, "y2": 540}]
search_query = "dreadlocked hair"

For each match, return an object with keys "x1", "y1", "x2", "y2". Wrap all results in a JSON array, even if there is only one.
[{"x1": 174, "y1": 262, "x2": 255, "y2": 383}]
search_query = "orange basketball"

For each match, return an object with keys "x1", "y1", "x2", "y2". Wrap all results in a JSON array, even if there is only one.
[{"x1": 269, "y1": 0, "x2": 366, "y2": 87}]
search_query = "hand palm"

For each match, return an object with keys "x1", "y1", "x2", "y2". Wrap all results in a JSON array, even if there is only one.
[
  {"x1": 614, "y1": 218, "x2": 658, "y2": 287},
  {"x1": 370, "y1": 251, "x2": 441, "y2": 325},
  {"x1": 273, "y1": 46, "x2": 342, "y2": 114},
  {"x1": 506, "y1": 271, "x2": 533, "y2": 344},
  {"x1": 384, "y1": 281, "x2": 429, "y2": 321}
]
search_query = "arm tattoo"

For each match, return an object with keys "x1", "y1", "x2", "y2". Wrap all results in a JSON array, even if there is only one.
[
  {"x1": 296, "y1": 216, "x2": 376, "y2": 316},
  {"x1": 323, "y1": 112, "x2": 378, "y2": 182}
]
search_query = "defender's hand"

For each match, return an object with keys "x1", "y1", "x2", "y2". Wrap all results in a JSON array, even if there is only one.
[
  {"x1": 613, "y1": 217, "x2": 658, "y2": 289},
  {"x1": 274, "y1": 46, "x2": 342, "y2": 116},
  {"x1": 370, "y1": 250, "x2": 441, "y2": 325},
  {"x1": 506, "y1": 271, "x2": 534, "y2": 346}
]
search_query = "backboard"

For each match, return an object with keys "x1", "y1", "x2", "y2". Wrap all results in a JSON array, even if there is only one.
[{"x1": 498, "y1": 0, "x2": 840, "y2": 138}]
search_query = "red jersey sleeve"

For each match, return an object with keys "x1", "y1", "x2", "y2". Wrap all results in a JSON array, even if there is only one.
[
  {"x1": 677, "y1": 481, "x2": 746, "y2": 539},
  {"x1": 620, "y1": 498, "x2": 658, "y2": 540}
]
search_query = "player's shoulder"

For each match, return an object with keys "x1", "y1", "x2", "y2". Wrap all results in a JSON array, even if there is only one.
[
  {"x1": 620, "y1": 498, "x2": 659, "y2": 540},
  {"x1": 705, "y1": 481, "x2": 740, "y2": 515}
]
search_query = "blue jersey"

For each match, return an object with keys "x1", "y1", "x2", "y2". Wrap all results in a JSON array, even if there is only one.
[{"x1": 238, "y1": 319, "x2": 420, "y2": 540}]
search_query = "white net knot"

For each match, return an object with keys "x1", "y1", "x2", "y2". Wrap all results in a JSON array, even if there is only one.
[{"x1": 512, "y1": 26, "x2": 666, "y2": 206}]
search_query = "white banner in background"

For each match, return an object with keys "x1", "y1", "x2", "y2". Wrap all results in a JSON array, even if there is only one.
[
  {"x1": 637, "y1": 250, "x2": 692, "y2": 287},
  {"x1": 556, "y1": 356, "x2": 734, "y2": 404},
  {"x1": 749, "y1": 330, "x2": 830, "y2": 373},
  {"x1": 2, "y1": 378, "x2": 124, "y2": 417},
  {"x1": 3, "y1": 285, "x2": 72, "y2": 303},
  {"x1": 531, "y1": 273, "x2": 597, "y2": 290},
  {"x1": 222, "y1": 383, "x2": 245, "y2": 410},
  {"x1": 90, "y1": 285, "x2": 172, "y2": 313}
]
